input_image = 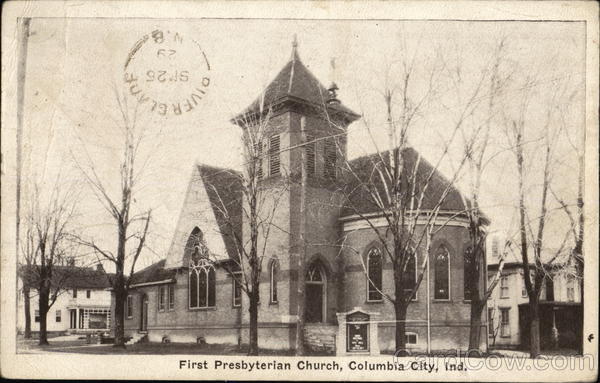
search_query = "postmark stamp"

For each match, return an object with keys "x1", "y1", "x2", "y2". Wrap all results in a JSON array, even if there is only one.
[{"x1": 124, "y1": 29, "x2": 211, "y2": 116}]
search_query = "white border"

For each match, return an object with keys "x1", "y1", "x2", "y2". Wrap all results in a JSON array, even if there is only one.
[{"x1": 1, "y1": 2, "x2": 597, "y2": 381}]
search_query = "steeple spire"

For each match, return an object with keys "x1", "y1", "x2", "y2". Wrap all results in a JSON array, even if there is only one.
[{"x1": 291, "y1": 34, "x2": 299, "y2": 61}]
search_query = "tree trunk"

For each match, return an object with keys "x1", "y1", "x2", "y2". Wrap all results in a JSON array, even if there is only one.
[
  {"x1": 394, "y1": 302, "x2": 408, "y2": 354},
  {"x1": 113, "y1": 281, "x2": 126, "y2": 348},
  {"x1": 529, "y1": 298, "x2": 541, "y2": 358},
  {"x1": 248, "y1": 287, "x2": 259, "y2": 356},
  {"x1": 468, "y1": 300, "x2": 485, "y2": 352},
  {"x1": 295, "y1": 272, "x2": 306, "y2": 355},
  {"x1": 38, "y1": 286, "x2": 50, "y2": 346},
  {"x1": 113, "y1": 221, "x2": 127, "y2": 348},
  {"x1": 24, "y1": 286, "x2": 32, "y2": 339}
]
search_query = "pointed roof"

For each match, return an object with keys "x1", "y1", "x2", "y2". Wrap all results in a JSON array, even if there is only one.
[
  {"x1": 234, "y1": 38, "x2": 360, "y2": 123},
  {"x1": 164, "y1": 164, "x2": 243, "y2": 269},
  {"x1": 197, "y1": 164, "x2": 243, "y2": 262},
  {"x1": 341, "y1": 147, "x2": 489, "y2": 223}
]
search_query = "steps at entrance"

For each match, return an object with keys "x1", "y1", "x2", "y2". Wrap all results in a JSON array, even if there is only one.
[
  {"x1": 125, "y1": 332, "x2": 147, "y2": 346},
  {"x1": 304, "y1": 324, "x2": 336, "y2": 354}
]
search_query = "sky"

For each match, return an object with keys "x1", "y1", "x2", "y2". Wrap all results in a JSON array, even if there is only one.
[{"x1": 20, "y1": 18, "x2": 585, "y2": 270}]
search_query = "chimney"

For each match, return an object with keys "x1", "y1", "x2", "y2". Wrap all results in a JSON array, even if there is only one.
[
  {"x1": 96, "y1": 263, "x2": 105, "y2": 273},
  {"x1": 327, "y1": 58, "x2": 340, "y2": 105}
]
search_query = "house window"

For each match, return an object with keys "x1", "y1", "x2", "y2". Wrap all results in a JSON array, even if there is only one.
[
  {"x1": 269, "y1": 135, "x2": 280, "y2": 176},
  {"x1": 306, "y1": 135, "x2": 316, "y2": 176},
  {"x1": 434, "y1": 245, "x2": 450, "y2": 300},
  {"x1": 86, "y1": 290, "x2": 91, "y2": 299},
  {"x1": 403, "y1": 251, "x2": 417, "y2": 300},
  {"x1": 126, "y1": 295, "x2": 133, "y2": 318},
  {"x1": 168, "y1": 284, "x2": 175, "y2": 310},
  {"x1": 35, "y1": 310, "x2": 40, "y2": 323},
  {"x1": 55, "y1": 310, "x2": 61, "y2": 323},
  {"x1": 189, "y1": 259, "x2": 216, "y2": 309},
  {"x1": 500, "y1": 308, "x2": 510, "y2": 337},
  {"x1": 488, "y1": 308, "x2": 494, "y2": 336},
  {"x1": 464, "y1": 246, "x2": 474, "y2": 301},
  {"x1": 270, "y1": 261, "x2": 279, "y2": 304},
  {"x1": 232, "y1": 272, "x2": 242, "y2": 307},
  {"x1": 73, "y1": 289, "x2": 77, "y2": 298},
  {"x1": 500, "y1": 276, "x2": 509, "y2": 298},
  {"x1": 406, "y1": 332, "x2": 418, "y2": 345},
  {"x1": 567, "y1": 277, "x2": 575, "y2": 302},
  {"x1": 254, "y1": 142, "x2": 263, "y2": 180},
  {"x1": 367, "y1": 247, "x2": 383, "y2": 302},
  {"x1": 324, "y1": 138, "x2": 337, "y2": 179},
  {"x1": 521, "y1": 275, "x2": 527, "y2": 297},
  {"x1": 158, "y1": 286, "x2": 166, "y2": 311}
]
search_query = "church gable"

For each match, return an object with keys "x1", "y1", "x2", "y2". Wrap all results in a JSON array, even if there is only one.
[{"x1": 164, "y1": 165, "x2": 242, "y2": 269}]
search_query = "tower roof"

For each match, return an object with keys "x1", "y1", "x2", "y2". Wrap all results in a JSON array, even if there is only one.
[{"x1": 234, "y1": 38, "x2": 360, "y2": 123}]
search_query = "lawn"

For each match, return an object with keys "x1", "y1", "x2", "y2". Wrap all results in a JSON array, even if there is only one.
[{"x1": 20, "y1": 340, "x2": 299, "y2": 355}]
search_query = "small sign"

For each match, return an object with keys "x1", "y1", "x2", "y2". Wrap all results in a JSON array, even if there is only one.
[{"x1": 346, "y1": 311, "x2": 370, "y2": 352}]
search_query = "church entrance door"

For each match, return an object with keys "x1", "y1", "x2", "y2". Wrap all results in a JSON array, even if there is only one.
[{"x1": 305, "y1": 261, "x2": 326, "y2": 323}]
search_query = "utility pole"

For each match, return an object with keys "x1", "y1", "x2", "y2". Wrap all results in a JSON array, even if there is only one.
[
  {"x1": 16, "y1": 17, "x2": 31, "y2": 338},
  {"x1": 426, "y1": 245, "x2": 431, "y2": 354},
  {"x1": 295, "y1": 115, "x2": 308, "y2": 355}
]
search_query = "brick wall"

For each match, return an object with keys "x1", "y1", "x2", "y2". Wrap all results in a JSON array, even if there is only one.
[{"x1": 341, "y1": 223, "x2": 487, "y2": 352}]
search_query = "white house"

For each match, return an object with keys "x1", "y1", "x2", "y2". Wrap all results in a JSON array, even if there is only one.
[
  {"x1": 17, "y1": 264, "x2": 113, "y2": 335},
  {"x1": 486, "y1": 237, "x2": 582, "y2": 350}
]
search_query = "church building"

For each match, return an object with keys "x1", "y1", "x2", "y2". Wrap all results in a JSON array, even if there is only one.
[{"x1": 118, "y1": 40, "x2": 488, "y2": 353}]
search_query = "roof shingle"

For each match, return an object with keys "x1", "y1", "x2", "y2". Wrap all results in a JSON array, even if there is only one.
[
  {"x1": 129, "y1": 259, "x2": 176, "y2": 286},
  {"x1": 19, "y1": 265, "x2": 114, "y2": 289},
  {"x1": 341, "y1": 147, "x2": 475, "y2": 218},
  {"x1": 197, "y1": 164, "x2": 244, "y2": 262},
  {"x1": 235, "y1": 51, "x2": 359, "y2": 123}
]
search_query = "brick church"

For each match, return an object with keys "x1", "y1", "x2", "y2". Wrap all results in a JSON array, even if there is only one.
[{"x1": 118, "y1": 41, "x2": 488, "y2": 353}]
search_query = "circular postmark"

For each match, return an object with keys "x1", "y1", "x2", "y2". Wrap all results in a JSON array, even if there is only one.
[{"x1": 124, "y1": 29, "x2": 211, "y2": 117}]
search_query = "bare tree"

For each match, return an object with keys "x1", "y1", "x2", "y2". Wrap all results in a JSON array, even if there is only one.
[
  {"x1": 502, "y1": 71, "x2": 579, "y2": 357},
  {"x1": 19, "y1": 181, "x2": 78, "y2": 345},
  {"x1": 197, "y1": 97, "x2": 287, "y2": 355},
  {"x1": 335, "y1": 42, "x2": 492, "y2": 352},
  {"x1": 550, "y1": 87, "x2": 584, "y2": 353},
  {"x1": 451, "y1": 38, "x2": 513, "y2": 351},
  {"x1": 72, "y1": 91, "x2": 152, "y2": 348}
]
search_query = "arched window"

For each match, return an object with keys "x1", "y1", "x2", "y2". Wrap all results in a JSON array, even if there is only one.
[
  {"x1": 434, "y1": 245, "x2": 450, "y2": 300},
  {"x1": 403, "y1": 250, "x2": 417, "y2": 300},
  {"x1": 189, "y1": 259, "x2": 215, "y2": 309},
  {"x1": 184, "y1": 227, "x2": 208, "y2": 262},
  {"x1": 367, "y1": 247, "x2": 383, "y2": 302},
  {"x1": 270, "y1": 260, "x2": 279, "y2": 304},
  {"x1": 305, "y1": 261, "x2": 327, "y2": 323},
  {"x1": 464, "y1": 246, "x2": 474, "y2": 301}
]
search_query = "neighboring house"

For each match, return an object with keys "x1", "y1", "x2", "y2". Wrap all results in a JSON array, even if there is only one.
[
  {"x1": 487, "y1": 246, "x2": 582, "y2": 350},
  {"x1": 17, "y1": 264, "x2": 113, "y2": 335},
  {"x1": 118, "y1": 41, "x2": 489, "y2": 353}
]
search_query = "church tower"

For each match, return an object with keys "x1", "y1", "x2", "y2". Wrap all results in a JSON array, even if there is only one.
[{"x1": 233, "y1": 38, "x2": 359, "y2": 344}]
